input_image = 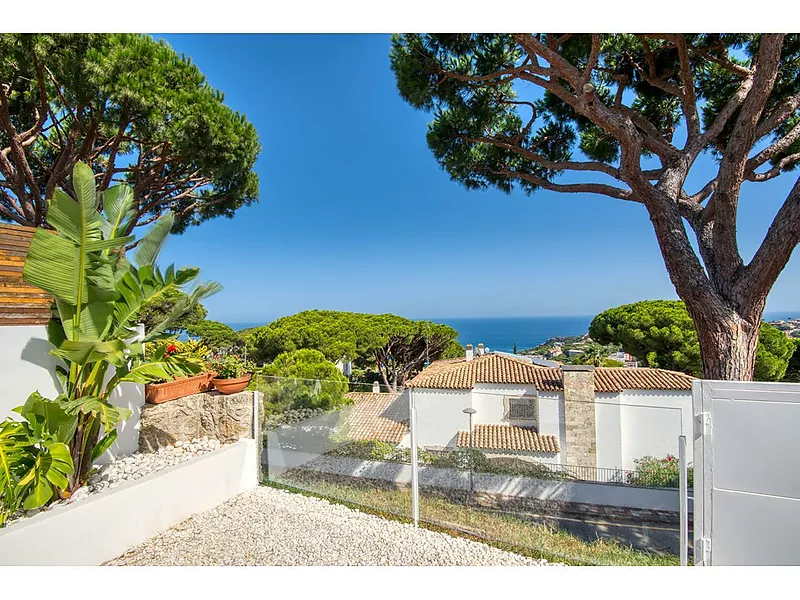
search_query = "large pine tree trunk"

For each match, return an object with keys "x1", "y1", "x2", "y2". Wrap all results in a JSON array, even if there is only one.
[{"x1": 691, "y1": 303, "x2": 763, "y2": 381}]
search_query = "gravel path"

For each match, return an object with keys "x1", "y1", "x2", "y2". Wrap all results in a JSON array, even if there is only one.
[{"x1": 107, "y1": 486, "x2": 555, "y2": 566}]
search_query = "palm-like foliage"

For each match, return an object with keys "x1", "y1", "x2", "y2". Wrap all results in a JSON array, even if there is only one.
[
  {"x1": 0, "y1": 393, "x2": 77, "y2": 527},
  {"x1": 20, "y1": 162, "x2": 220, "y2": 489}
]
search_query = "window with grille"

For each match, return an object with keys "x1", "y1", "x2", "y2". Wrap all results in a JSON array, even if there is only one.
[{"x1": 504, "y1": 396, "x2": 538, "y2": 424}]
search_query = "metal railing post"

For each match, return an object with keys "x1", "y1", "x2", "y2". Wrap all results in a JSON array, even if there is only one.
[
  {"x1": 679, "y1": 434, "x2": 688, "y2": 566},
  {"x1": 409, "y1": 388, "x2": 420, "y2": 527}
]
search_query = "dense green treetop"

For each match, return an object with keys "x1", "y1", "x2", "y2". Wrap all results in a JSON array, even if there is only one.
[
  {"x1": 781, "y1": 339, "x2": 800, "y2": 382},
  {"x1": 243, "y1": 310, "x2": 458, "y2": 365},
  {"x1": 0, "y1": 34, "x2": 260, "y2": 234},
  {"x1": 243, "y1": 310, "x2": 461, "y2": 389},
  {"x1": 755, "y1": 323, "x2": 796, "y2": 381},
  {"x1": 136, "y1": 288, "x2": 207, "y2": 336},
  {"x1": 261, "y1": 349, "x2": 350, "y2": 411},
  {"x1": 185, "y1": 319, "x2": 241, "y2": 353},
  {"x1": 262, "y1": 349, "x2": 349, "y2": 383},
  {"x1": 590, "y1": 300, "x2": 793, "y2": 380}
]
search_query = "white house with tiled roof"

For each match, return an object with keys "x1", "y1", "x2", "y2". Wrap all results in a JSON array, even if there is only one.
[{"x1": 404, "y1": 345, "x2": 695, "y2": 472}]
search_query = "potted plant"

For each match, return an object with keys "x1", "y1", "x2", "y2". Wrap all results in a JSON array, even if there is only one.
[
  {"x1": 211, "y1": 355, "x2": 255, "y2": 395},
  {"x1": 144, "y1": 340, "x2": 217, "y2": 404}
]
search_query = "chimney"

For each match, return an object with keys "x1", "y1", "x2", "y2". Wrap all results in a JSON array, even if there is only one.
[
  {"x1": 561, "y1": 365, "x2": 597, "y2": 468},
  {"x1": 465, "y1": 343, "x2": 474, "y2": 362},
  {"x1": 372, "y1": 381, "x2": 381, "y2": 393},
  {"x1": 477, "y1": 343, "x2": 485, "y2": 357}
]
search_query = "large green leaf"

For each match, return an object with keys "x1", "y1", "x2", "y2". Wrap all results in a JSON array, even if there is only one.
[
  {"x1": 72, "y1": 161, "x2": 102, "y2": 234},
  {"x1": 100, "y1": 185, "x2": 135, "y2": 241},
  {"x1": 17, "y1": 392, "x2": 78, "y2": 444},
  {"x1": 50, "y1": 339, "x2": 127, "y2": 366},
  {"x1": 22, "y1": 229, "x2": 81, "y2": 304},
  {"x1": 91, "y1": 430, "x2": 117, "y2": 463},
  {"x1": 17, "y1": 442, "x2": 73, "y2": 510},
  {"x1": 59, "y1": 396, "x2": 132, "y2": 431},
  {"x1": 118, "y1": 357, "x2": 204, "y2": 384},
  {"x1": 134, "y1": 212, "x2": 174, "y2": 267}
]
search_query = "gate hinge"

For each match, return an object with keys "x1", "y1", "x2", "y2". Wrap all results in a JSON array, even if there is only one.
[
  {"x1": 695, "y1": 537, "x2": 711, "y2": 565},
  {"x1": 694, "y1": 411, "x2": 711, "y2": 438}
]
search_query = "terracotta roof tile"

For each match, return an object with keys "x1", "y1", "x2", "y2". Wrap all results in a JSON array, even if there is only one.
[
  {"x1": 406, "y1": 353, "x2": 694, "y2": 392},
  {"x1": 342, "y1": 391, "x2": 409, "y2": 444},
  {"x1": 0, "y1": 224, "x2": 52, "y2": 326},
  {"x1": 457, "y1": 424, "x2": 560, "y2": 453}
]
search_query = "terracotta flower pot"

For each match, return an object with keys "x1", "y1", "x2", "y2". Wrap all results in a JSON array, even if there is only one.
[
  {"x1": 212, "y1": 373, "x2": 252, "y2": 395},
  {"x1": 145, "y1": 371, "x2": 216, "y2": 404}
]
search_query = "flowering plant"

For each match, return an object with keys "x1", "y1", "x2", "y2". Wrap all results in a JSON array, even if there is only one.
[
  {"x1": 211, "y1": 355, "x2": 255, "y2": 379},
  {"x1": 626, "y1": 455, "x2": 693, "y2": 488}
]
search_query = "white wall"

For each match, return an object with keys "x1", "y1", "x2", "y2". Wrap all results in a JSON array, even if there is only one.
[
  {"x1": 411, "y1": 385, "x2": 563, "y2": 461},
  {"x1": 0, "y1": 439, "x2": 259, "y2": 565},
  {"x1": 594, "y1": 392, "x2": 623, "y2": 470},
  {"x1": 289, "y1": 453, "x2": 688, "y2": 512},
  {"x1": 410, "y1": 388, "x2": 472, "y2": 448},
  {"x1": 594, "y1": 391, "x2": 690, "y2": 471},
  {"x1": 618, "y1": 390, "x2": 690, "y2": 471},
  {"x1": 0, "y1": 324, "x2": 145, "y2": 462},
  {"x1": 1, "y1": 325, "x2": 62, "y2": 417}
]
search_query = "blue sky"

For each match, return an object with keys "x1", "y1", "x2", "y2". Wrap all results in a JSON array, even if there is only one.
[{"x1": 153, "y1": 34, "x2": 800, "y2": 324}]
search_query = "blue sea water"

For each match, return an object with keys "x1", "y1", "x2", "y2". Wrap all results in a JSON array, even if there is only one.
[{"x1": 226, "y1": 311, "x2": 800, "y2": 355}]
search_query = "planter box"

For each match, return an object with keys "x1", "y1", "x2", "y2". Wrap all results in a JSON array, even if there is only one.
[
  {"x1": 145, "y1": 372, "x2": 216, "y2": 404},
  {"x1": 0, "y1": 439, "x2": 258, "y2": 566}
]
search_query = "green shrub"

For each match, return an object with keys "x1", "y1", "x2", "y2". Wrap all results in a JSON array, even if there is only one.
[
  {"x1": 212, "y1": 355, "x2": 255, "y2": 379},
  {"x1": 626, "y1": 455, "x2": 693, "y2": 488},
  {"x1": 260, "y1": 350, "x2": 350, "y2": 411}
]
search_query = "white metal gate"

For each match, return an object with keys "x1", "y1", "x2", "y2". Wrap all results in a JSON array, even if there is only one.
[{"x1": 693, "y1": 380, "x2": 800, "y2": 565}]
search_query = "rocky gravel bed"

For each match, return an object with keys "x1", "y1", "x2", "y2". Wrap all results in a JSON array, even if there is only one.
[
  {"x1": 6, "y1": 438, "x2": 224, "y2": 526},
  {"x1": 107, "y1": 486, "x2": 558, "y2": 566},
  {"x1": 84, "y1": 437, "x2": 224, "y2": 498}
]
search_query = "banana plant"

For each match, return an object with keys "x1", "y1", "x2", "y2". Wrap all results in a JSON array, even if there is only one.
[
  {"x1": 0, "y1": 393, "x2": 77, "y2": 527},
  {"x1": 22, "y1": 162, "x2": 220, "y2": 489}
]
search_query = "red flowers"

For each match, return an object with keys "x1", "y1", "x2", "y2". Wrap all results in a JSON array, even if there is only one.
[{"x1": 165, "y1": 343, "x2": 178, "y2": 355}]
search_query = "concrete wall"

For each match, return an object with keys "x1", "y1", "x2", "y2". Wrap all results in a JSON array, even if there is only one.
[
  {"x1": 0, "y1": 324, "x2": 145, "y2": 464},
  {"x1": 0, "y1": 439, "x2": 259, "y2": 565},
  {"x1": 282, "y1": 452, "x2": 688, "y2": 513}
]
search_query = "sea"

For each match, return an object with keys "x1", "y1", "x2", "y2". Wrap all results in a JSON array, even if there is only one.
[{"x1": 226, "y1": 311, "x2": 800, "y2": 355}]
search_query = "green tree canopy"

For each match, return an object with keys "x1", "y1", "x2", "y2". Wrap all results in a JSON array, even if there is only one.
[
  {"x1": 136, "y1": 288, "x2": 207, "y2": 336},
  {"x1": 590, "y1": 300, "x2": 793, "y2": 381},
  {"x1": 261, "y1": 349, "x2": 350, "y2": 411},
  {"x1": 390, "y1": 34, "x2": 800, "y2": 381},
  {"x1": 0, "y1": 34, "x2": 260, "y2": 234},
  {"x1": 755, "y1": 323, "x2": 796, "y2": 381},
  {"x1": 244, "y1": 310, "x2": 461, "y2": 389},
  {"x1": 781, "y1": 339, "x2": 800, "y2": 382},
  {"x1": 186, "y1": 320, "x2": 241, "y2": 353}
]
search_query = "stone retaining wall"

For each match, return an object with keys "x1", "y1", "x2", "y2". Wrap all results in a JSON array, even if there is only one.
[{"x1": 139, "y1": 391, "x2": 258, "y2": 453}]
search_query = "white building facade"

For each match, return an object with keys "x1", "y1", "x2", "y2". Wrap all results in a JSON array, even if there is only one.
[{"x1": 405, "y1": 347, "x2": 693, "y2": 472}]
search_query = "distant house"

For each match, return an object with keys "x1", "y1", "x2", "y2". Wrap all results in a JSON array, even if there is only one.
[
  {"x1": 404, "y1": 347, "x2": 694, "y2": 471},
  {"x1": 334, "y1": 357, "x2": 352, "y2": 377},
  {"x1": 607, "y1": 351, "x2": 640, "y2": 368},
  {"x1": 339, "y1": 346, "x2": 693, "y2": 472}
]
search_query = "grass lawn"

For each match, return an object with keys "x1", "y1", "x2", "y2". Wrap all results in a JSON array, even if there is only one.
[{"x1": 265, "y1": 472, "x2": 680, "y2": 566}]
